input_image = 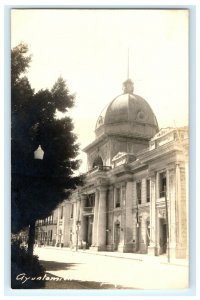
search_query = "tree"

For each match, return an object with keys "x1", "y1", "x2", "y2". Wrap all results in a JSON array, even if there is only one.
[{"x1": 11, "y1": 43, "x2": 83, "y2": 255}]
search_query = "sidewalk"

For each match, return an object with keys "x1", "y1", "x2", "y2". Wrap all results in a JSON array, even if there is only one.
[{"x1": 37, "y1": 245, "x2": 188, "y2": 267}]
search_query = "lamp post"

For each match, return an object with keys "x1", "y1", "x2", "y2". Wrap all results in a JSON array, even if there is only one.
[
  {"x1": 136, "y1": 201, "x2": 140, "y2": 252},
  {"x1": 27, "y1": 145, "x2": 44, "y2": 255},
  {"x1": 76, "y1": 220, "x2": 81, "y2": 251}
]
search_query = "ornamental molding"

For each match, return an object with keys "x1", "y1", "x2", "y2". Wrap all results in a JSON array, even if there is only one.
[
  {"x1": 95, "y1": 177, "x2": 109, "y2": 187},
  {"x1": 157, "y1": 208, "x2": 166, "y2": 219}
]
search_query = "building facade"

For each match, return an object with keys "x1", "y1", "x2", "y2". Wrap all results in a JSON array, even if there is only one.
[{"x1": 36, "y1": 79, "x2": 188, "y2": 259}]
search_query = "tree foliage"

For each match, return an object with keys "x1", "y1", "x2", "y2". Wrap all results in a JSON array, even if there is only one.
[
  {"x1": 11, "y1": 239, "x2": 46, "y2": 289},
  {"x1": 11, "y1": 43, "x2": 32, "y2": 86},
  {"x1": 11, "y1": 43, "x2": 83, "y2": 233}
]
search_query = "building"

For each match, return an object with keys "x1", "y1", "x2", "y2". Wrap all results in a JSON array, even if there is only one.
[{"x1": 36, "y1": 78, "x2": 188, "y2": 259}]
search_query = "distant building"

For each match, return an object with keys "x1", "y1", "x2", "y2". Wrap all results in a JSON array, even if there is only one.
[{"x1": 35, "y1": 78, "x2": 188, "y2": 259}]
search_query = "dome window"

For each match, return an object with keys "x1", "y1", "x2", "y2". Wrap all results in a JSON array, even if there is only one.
[
  {"x1": 92, "y1": 156, "x2": 103, "y2": 169},
  {"x1": 97, "y1": 116, "x2": 103, "y2": 126},
  {"x1": 137, "y1": 110, "x2": 146, "y2": 121}
]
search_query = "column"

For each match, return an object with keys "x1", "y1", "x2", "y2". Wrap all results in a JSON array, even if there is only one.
[
  {"x1": 155, "y1": 171, "x2": 160, "y2": 255},
  {"x1": 148, "y1": 172, "x2": 156, "y2": 255},
  {"x1": 119, "y1": 184, "x2": 126, "y2": 248},
  {"x1": 80, "y1": 195, "x2": 87, "y2": 243},
  {"x1": 107, "y1": 186, "x2": 114, "y2": 251},
  {"x1": 91, "y1": 190, "x2": 99, "y2": 247},
  {"x1": 132, "y1": 181, "x2": 137, "y2": 252},
  {"x1": 185, "y1": 159, "x2": 189, "y2": 260},
  {"x1": 168, "y1": 166, "x2": 176, "y2": 258},
  {"x1": 96, "y1": 187, "x2": 107, "y2": 251},
  {"x1": 55, "y1": 208, "x2": 60, "y2": 246},
  {"x1": 76, "y1": 197, "x2": 81, "y2": 222},
  {"x1": 176, "y1": 163, "x2": 187, "y2": 258},
  {"x1": 123, "y1": 181, "x2": 134, "y2": 252},
  {"x1": 72, "y1": 199, "x2": 80, "y2": 248}
]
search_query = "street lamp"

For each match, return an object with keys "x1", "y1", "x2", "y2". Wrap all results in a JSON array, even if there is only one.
[
  {"x1": 76, "y1": 220, "x2": 81, "y2": 251},
  {"x1": 34, "y1": 145, "x2": 44, "y2": 160},
  {"x1": 136, "y1": 202, "x2": 140, "y2": 252},
  {"x1": 27, "y1": 145, "x2": 44, "y2": 255}
]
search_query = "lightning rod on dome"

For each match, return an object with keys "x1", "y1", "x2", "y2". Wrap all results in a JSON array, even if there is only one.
[{"x1": 127, "y1": 48, "x2": 129, "y2": 79}]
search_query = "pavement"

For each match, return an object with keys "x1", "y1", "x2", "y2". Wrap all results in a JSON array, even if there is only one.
[
  {"x1": 34, "y1": 246, "x2": 189, "y2": 290},
  {"x1": 39, "y1": 245, "x2": 188, "y2": 267}
]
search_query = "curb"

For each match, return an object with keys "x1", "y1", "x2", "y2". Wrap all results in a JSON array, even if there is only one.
[
  {"x1": 35, "y1": 246, "x2": 188, "y2": 267},
  {"x1": 78, "y1": 249, "x2": 143, "y2": 262}
]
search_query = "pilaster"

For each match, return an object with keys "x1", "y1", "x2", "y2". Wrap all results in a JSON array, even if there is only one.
[
  {"x1": 175, "y1": 163, "x2": 187, "y2": 258},
  {"x1": 123, "y1": 181, "x2": 134, "y2": 252},
  {"x1": 148, "y1": 171, "x2": 156, "y2": 256},
  {"x1": 106, "y1": 185, "x2": 114, "y2": 251},
  {"x1": 55, "y1": 208, "x2": 60, "y2": 246},
  {"x1": 96, "y1": 187, "x2": 107, "y2": 250},
  {"x1": 91, "y1": 190, "x2": 99, "y2": 247},
  {"x1": 168, "y1": 165, "x2": 176, "y2": 258},
  {"x1": 80, "y1": 194, "x2": 87, "y2": 243}
]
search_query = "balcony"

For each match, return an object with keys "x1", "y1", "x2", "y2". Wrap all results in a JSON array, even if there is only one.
[
  {"x1": 36, "y1": 219, "x2": 57, "y2": 226},
  {"x1": 82, "y1": 206, "x2": 94, "y2": 216},
  {"x1": 87, "y1": 165, "x2": 112, "y2": 175}
]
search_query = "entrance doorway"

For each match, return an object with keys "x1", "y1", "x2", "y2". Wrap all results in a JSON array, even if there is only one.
[
  {"x1": 159, "y1": 218, "x2": 167, "y2": 254},
  {"x1": 86, "y1": 215, "x2": 93, "y2": 247},
  {"x1": 114, "y1": 221, "x2": 120, "y2": 251}
]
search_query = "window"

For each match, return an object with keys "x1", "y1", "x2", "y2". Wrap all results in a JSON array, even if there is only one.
[
  {"x1": 159, "y1": 172, "x2": 166, "y2": 198},
  {"x1": 86, "y1": 193, "x2": 95, "y2": 207},
  {"x1": 115, "y1": 188, "x2": 121, "y2": 208},
  {"x1": 70, "y1": 230, "x2": 73, "y2": 242},
  {"x1": 92, "y1": 156, "x2": 103, "y2": 169},
  {"x1": 47, "y1": 216, "x2": 52, "y2": 224},
  {"x1": 146, "y1": 179, "x2": 150, "y2": 202},
  {"x1": 136, "y1": 181, "x2": 142, "y2": 205},
  {"x1": 70, "y1": 204, "x2": 74, "y2": 218},
  {"x1": 60, "y1": 206, "x2": 64, "y2": 219},
  {"x1": 49, "y1": 214, "x2": 53, "y2": 224},
  {"x1": 48, "y1": 230, "x2": 53, "y2": 241}
]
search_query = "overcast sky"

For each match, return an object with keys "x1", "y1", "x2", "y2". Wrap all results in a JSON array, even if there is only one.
[{"x1": 11, "y1": 9, "x2": 189, "y2": 172}]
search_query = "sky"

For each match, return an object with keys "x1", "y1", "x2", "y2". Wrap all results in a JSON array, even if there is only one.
[{"x1": 11, "y1": 9, "x2": 189, "y2": 173}]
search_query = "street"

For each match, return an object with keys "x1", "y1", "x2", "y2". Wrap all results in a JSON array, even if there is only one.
[{"x1": 33, "y1": 247, "x2": 189, "y2": 290}]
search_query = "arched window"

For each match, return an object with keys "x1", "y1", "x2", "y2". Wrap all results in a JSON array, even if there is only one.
[{"x1": 92, "y1": 156, "x2": 103, "y2": 169}]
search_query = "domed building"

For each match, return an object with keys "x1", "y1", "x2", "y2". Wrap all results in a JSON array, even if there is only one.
[
  {"x1": 85, "y1": 79, "x2": 159, "y2": 171},
  {"x1": 36, "y1": 78, "x2": 188, "y2": 260}
]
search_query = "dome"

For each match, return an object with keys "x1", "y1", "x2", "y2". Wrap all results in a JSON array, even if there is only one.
[{"x1": 95, "y1": 79, "x2": 159, "y2": 139}]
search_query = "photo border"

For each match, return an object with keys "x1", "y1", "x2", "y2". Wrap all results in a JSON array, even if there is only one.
[{"x1": 2, "y1": 2, "x2": 197, "y2": 298}]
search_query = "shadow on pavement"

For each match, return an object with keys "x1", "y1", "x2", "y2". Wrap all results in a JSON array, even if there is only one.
[
  {"x1": 39, "y1": 260, "x2": 138, "y2": 289},
  {"x1": 40, "y1": 260, "x2": 80, "y2": 271},
  {"x1": 44, "y1": 272, "x2": 135, "y2": 289}
]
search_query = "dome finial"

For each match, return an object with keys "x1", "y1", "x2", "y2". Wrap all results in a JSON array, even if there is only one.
[
  {"x1": 127, "y1": 48, "x2": 130, "y2": 79},
  {"x1": 123, "y1": 78, "x2": 134, "y2": 94}
]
